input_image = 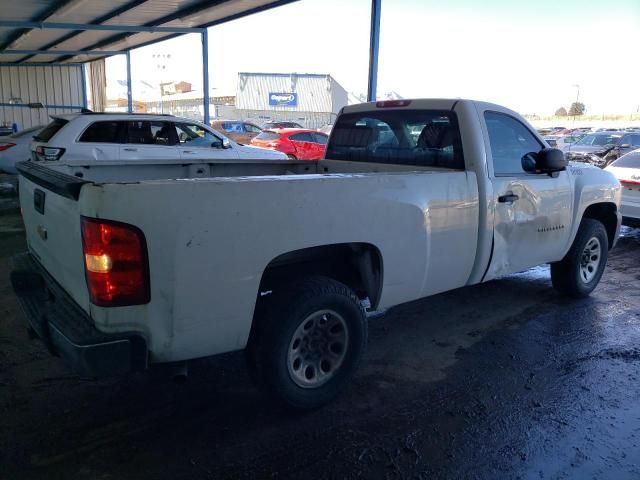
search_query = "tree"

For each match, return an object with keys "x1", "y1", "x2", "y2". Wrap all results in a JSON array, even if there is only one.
[
  {"x1": 568, "y1": 102, "x2": 586, "y2": 116},
  {"x1": 555, "y1": 107, "x2": 568, "y2": 116}
]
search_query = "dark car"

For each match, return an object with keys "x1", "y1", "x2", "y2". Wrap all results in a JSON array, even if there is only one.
[
  {"x1": 563, "y1": 132, "x2": 624, "y2": 167},
  {"x1": 263, "y1": 121, "x2": 303, "y2": 129}
]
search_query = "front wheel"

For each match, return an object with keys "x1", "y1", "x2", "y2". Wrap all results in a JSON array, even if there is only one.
[
  {"x1": 551, "y1": 218, "x2": 608, "y2": 298},
  {"x1": 247, "y1": 276, "x2": 367, "y2": 410}
]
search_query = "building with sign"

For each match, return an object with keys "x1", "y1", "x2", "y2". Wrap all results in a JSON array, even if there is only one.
[{"x1": 235, "y1": 72, "x2": 348, "y2": 129}]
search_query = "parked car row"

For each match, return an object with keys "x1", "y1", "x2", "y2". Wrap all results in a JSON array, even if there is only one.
[
  {"x1": 210, "y1": 119, "x2": 329, "y2": 160},
  {"x1": 562, "y1": 131, "x2": 640, "y2": 167}
]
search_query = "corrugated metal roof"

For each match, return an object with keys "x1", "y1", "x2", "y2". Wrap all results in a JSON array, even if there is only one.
[{"x1": 0, "y1": 0, "x2": 298, "y2": 64}]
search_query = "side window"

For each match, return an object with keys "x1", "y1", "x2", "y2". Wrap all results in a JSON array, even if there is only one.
[
  {"x1": 127, "y1": 121, "x2": 175, "y2": 145},
  {"x1": 224, "y1": 122, "x2": 242, "y2": 133},
  {"x1": 175, "y1": 123, "x2": 222, "y2": 148},
  {"x1": 79, "y1": 121, "x2": 123, "y2": 143},
  {"x1": 290, "y1": 132, "x2": 313, "y2": 142},
  {"x1": 484, "y1": 112, "x2": 543, "y2": 175},
  {"x1": 311, "y1": 132, "x2": 328, "y2": 145}
]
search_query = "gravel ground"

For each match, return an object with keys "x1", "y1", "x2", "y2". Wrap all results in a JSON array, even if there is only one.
[{"x1": 1, "y1": 210, "x2": 639, "y2": 480}]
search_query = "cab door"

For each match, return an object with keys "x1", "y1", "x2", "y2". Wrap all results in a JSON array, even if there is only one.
[{"x1": 482, "y1": 110, "x2": 574, "y2": 280}]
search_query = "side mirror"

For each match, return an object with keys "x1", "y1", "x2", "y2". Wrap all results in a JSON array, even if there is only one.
[
  {"x1": 619, "y1": 143, "x2": 631, "y2": 149},
  {"x1": 534, "y1": 148, "x2": 567, "y2": 175},
  {"x1": 211, "y1": 138, "x2": 231, "y2": 149}
]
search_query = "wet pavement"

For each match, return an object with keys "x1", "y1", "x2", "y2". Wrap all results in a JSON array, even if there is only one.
[{"x1": 1, "y1": 210, "x2": 639, "y2": 480}]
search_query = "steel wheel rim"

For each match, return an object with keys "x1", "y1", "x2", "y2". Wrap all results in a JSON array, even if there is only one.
[
  {"x1": 579, "y1": 236, "x2": 601, "y2": 284},
  {"x1": 287, "y1": 309, "x2": 349, "y2": 389}
]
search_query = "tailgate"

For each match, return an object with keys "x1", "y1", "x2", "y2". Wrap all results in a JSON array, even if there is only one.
[{"x1": 17, "y1": 161, "x2": 92, "y2": 313}]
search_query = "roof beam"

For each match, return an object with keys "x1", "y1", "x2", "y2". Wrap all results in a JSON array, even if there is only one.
[
  {"x1": 0, "y1": 0, "x2": 75, "y2": 50},
  {"x1": 0, "y1": 21, "x2": 204, "y2": 34},
  {"x1": 54, "y1": 0, "x2": 225, "y2": 63},
  {"x1": 3, "y1": 49, "x2": 124, "y2": 56},
  {"x1": 16, "y1": 0, "x2": 149, "y2": 64}
]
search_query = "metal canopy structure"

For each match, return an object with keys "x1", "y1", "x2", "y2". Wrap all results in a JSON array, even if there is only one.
[{"x1": 0, "y1": 0, "x2": 383, "y2": 123}]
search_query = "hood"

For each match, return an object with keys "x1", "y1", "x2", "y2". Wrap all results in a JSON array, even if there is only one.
[{"x1": 236, "y1": 143, "x2": 288, "y2": 160}]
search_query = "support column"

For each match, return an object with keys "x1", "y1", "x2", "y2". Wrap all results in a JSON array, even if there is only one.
[
  {"x1": 367, "y1": 0, "x2": 382, "y2": 102},
  {"x1": 202, "y1": 29, "x2": 210, "y2": 125},
  {"x1": 125, "y1": 50, "x2": 133, "y2": 113}
]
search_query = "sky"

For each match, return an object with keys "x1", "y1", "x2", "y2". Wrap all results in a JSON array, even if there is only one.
[{"x1": 107, "y1": 0, "x2": 640, "y2": 116}]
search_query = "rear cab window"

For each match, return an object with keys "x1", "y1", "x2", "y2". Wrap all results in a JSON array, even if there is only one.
[
  {"x1": 326, "y1": 109, "x2": 464, "y2": 169},
  {"x1": 34, "y1": 118, "x2": 68, "y2": 142}
]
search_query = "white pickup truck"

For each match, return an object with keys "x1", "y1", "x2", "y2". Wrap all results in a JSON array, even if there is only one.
[{"x1": 11, "y1": 99, "x2": 621, "y2": 409}]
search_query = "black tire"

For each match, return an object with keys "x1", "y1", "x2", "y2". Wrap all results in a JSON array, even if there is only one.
[
  {"x1": 246, "y1": 276, "x2": 367, "y2": 410},
  {"x1": 551, "y1": 218, "x2": 608, "y2": 298},
  {"x1": 287, "y1": 154, "x2": 297, "y2": 160}
]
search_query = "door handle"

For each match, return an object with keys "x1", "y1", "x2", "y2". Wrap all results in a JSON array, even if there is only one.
[
  {"x1": 498, "y1": 193, "x2": 519, "y2": 203},
  {"x1": 182, "y1": 150, "x2": 196, "y2": 154},
  {"x1": 123, "y1": 148, "x2": 137, "y2": 152}
]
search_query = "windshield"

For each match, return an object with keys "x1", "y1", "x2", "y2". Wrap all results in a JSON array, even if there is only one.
[
  {"x1": 34, "y1": 118, "x2": 68, "y2": 142},
  {"x1": 575, "y1": 134, "x2": 621, "y2": 146}
]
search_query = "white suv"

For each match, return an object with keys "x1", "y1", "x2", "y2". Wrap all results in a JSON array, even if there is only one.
[{"x1": 31, "y1": 113, "x2": 287, "y2": 164}]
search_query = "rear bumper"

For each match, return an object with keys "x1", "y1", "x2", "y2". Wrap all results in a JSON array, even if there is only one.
[{"x1": 10, "y1": 252, "x2": 148, "y2": 377}]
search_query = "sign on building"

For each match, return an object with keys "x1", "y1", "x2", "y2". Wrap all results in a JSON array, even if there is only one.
[{"x1": 269, "y1": 92, "x2": 298, "y2": 107}]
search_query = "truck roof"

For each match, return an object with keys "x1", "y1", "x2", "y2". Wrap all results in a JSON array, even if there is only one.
[{"x1": 341, "y1": 98, "x2": 514, "y2": 115}]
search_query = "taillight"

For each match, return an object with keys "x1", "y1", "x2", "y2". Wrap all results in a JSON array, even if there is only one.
[
  {"x1": 35, "y1": 146, "x2": 65, "y2": 161},
  {"x1": 0, "y1": 142, "x2": 16, "y2": 151},
  {"x1": 81, "y1": 217, "x2": 150, "y2": 307},
  {"x1": 376, "y1": 99, "x2": 412, "y2": 108},
  {"x1": 621, "y1": 179, "x2": 640, "y2": 186}
]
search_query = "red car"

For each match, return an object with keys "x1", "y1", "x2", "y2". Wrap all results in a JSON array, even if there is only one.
[{"x1": 250, "y1": 128, "x2": 328, "y2": 160}]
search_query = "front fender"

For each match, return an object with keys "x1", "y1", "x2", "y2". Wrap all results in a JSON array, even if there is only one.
[{"x1": 565, "y1": 163, "x2": 621, "y2": 253}]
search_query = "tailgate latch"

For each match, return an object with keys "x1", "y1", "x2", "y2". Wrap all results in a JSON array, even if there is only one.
[
  {"x1": 36, "y1": 225, "x2": 48, "y2": 241},
  {"x1": 34, "y1": 188, "x2": 45, "y2": 214}
]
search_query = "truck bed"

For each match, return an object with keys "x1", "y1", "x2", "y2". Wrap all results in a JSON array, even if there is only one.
[{"x1": 34, "y1": 158, "x2": 448, "y2": 184}]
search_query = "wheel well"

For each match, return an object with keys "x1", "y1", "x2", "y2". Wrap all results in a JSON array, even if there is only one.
[
  {"x1": 583, "y1": 202, "x2": 618, "y2": 249},
  {"x1": 257, "y1": 243, "x2": 384, "y2": 309}
]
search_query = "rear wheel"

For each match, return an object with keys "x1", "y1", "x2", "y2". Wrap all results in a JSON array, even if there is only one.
[
  {"x1": 551, "y1": 218, "x2": 608, "y2": 298},
  {"x1": 287, "y1": 154, "x2": 297, "y2": 160},
  {"x1": 246, "y1": 276, "x2": 367, "y2": 410}
]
